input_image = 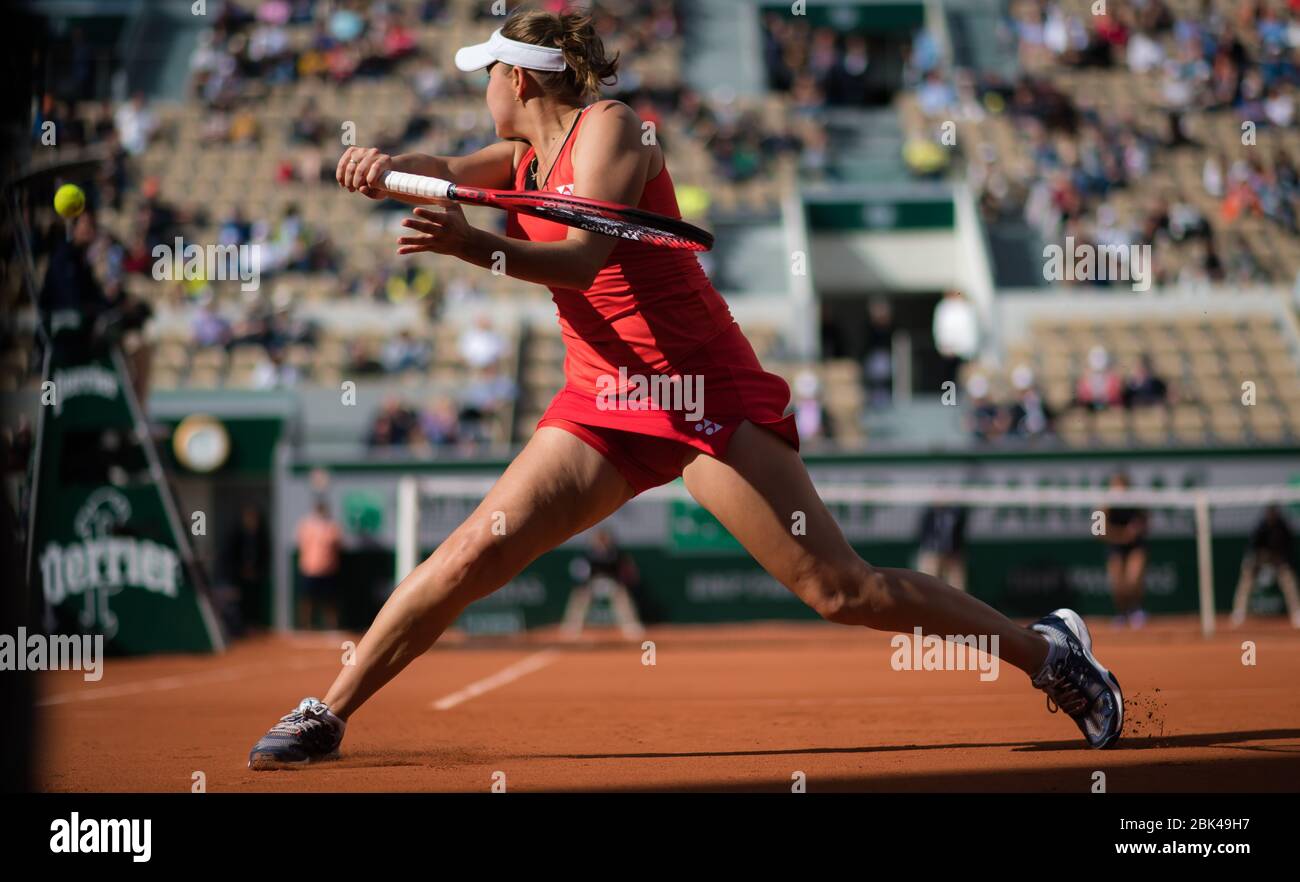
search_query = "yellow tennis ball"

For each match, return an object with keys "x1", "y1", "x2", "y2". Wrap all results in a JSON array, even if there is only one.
[{"x1": 54, "y1": 184, "x2": 85, "y2": 219}]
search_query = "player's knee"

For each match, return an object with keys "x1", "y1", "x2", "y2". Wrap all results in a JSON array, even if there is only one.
[{"x1": 428, "y1": 526, "x2": 510, "y2": 602}]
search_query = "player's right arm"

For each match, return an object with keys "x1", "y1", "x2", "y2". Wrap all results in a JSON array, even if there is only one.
[{"x1": 338, "y1": 142, "x2": 520, "y2": 202}]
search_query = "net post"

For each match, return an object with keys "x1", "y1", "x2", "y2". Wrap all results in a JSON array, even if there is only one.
[
  {"x1": 396, "y1": 476, "x2": 419, "y2": 588},
  {"x1": 1194, "y1": 491, "x2": 1215, "y2": 638}
]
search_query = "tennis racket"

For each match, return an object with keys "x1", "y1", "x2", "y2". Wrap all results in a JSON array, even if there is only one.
[{"x1": 381, "y1": 171, "x2": 714, "y2": 252}]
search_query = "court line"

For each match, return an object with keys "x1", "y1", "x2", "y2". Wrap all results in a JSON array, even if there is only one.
[
  {"x1": 37, "y1": 656, "x2": 332, "y2": 707},
  {"x1": 432, "y1": 649, "x2": 561, "y2": 711}
]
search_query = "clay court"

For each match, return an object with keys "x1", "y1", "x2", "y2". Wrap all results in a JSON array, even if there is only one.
[{"x1": 34, "y1": 615, "x2": 1300, "y2": 793}]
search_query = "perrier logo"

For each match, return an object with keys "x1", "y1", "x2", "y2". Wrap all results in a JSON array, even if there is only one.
[{"x1": 39, "y1": 488, "x2": 181, "y2": 638}]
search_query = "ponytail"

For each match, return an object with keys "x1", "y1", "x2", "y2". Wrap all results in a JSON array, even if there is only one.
[{"x1": 501, "y1": 7, "x2": 619, "y2": 101}]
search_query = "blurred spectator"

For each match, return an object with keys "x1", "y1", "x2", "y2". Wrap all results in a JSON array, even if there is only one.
[
  {"x1": 458, "y1": 315, "x2": 506, "y2": 369},
  {"x1": 1123, "y1": 354, "x2": 1170, "y2": 408},
  {"x1": 291, "y1": 97, "x2": 328, "y2": 144},
  {"x1": 367, "y1": 396, "x2": 418, "y2": 448},
  {"x1": 818, "y1": 302, "x2": 847, "y2": 359},
  {"x1": 296, "y1": 500, "x2": 342, "y2": 631},
  {"x1": 966, "y1": 374, "x2": 1008, "y2": 442},
  {"x1": 1006, "y1": 365, "x2": 1055, "y2": 440},
  {"x1": 223, "y1": 504, "x2": 270, "y2": 637},
  {"x1": 0, "y1": 417, "x2": 34, "y2": 476},
  {"x1": 192, "y1": 297, "x2": 232, "y2": 348},
  {"x1": 1201, "y1": 153, "x2": 1222, "y2": 199},
  {"x1": 137, "y1": 176, "x2": 188, "y2": 252},
  {"x1": 1075, "y1": 346, "x2": 1123, "y2": 410},
  {"x1": 40, "y1": 209, "x2": 109, "y2": 339},
  {"x1": 1127, "y1": 28, "x2": 1165, "y2": 74},
  {"x1": 1102, "y1": 472, "x2": 1149, "y2": 629},
  {"x1": 229, "y1": 108, "x2": 261, "y2": 146},
  {"x1": 562, "y1": 529, "x2": 644, "y2": 641},
  {"x1": 39, "y1": 208, "x2": 153, "y2": 406},
  {"x1": 458, "y1": 364, "x2": 517, "y2": 446},
  {"x1": 113, "y1": 93, "x2": 157, "y2": 156},
  {"x1": 902, "y1": 137, "x2": 949, "y2": 178},
  {"x1": 251, "y1": 348, "x2": 299, "y2": 389},
  {"x1": 218, "y1": 206, "x2": 252, "y2": 248},
  {"x1": 346, "y1": 339, "x2": 384, "y2": 375},
  {"x1": 791, "y1": 369, "x2": 833, "y2": 444},
  {"x1": 863, "y1": 299, "x2": 893, "y2": 408},
  {"x1": 382, "y1": 329, "x2": 432, "y2": 373},
  {"x1": 916, "y1": 504, "x2": 968, "y2": 592},
  {"x1": 932, "y1": 289, "x2": 980, "y2": 386},
  {"x1": 411, "y1": 60, "x2": 446, "y2": 102},
  {"x1": 419, "y1": 396, "x2": 462, "y2": 448},
  {"x1": 917, "y1": 70, "x2": 957, "y2": 116},
  {"x1": 229, "y1": 305, "x2": 276, "y2": 352},
  {"x1": 1231, "y1": 505, "x2": 1300, "y2": 629}
]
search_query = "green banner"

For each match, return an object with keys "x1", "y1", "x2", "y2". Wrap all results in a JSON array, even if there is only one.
[
  {"x1": 27, "y1": 344, "x2": 223, "y2": 655},
  {"x1": 424, "y1": 533, "x2": 1265, "y2": 632}
]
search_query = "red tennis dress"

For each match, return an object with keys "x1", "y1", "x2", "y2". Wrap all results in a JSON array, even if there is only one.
[{"x1": 507, "y1": 104, "x2": 798, "y2": 493}]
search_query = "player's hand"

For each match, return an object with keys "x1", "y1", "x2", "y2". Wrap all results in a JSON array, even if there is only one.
[
  {"x1": 337, "y1": 147, "x2": 395, "y2": 199},
  {"x1": 338, "y1": 148, "x2": 451, "y2": 205},
  {"x1": 397, "y1": 204, "x2": 473, "y2": 258}
]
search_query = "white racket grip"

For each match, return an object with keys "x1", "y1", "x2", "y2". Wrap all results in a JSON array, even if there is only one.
[{"x1": 381, "y1": 171, "x2": 453, "y2": 200}]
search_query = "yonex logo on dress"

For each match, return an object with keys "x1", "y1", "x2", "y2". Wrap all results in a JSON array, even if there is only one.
[
  {"x1": 694, "y1": 419, "x2": 722, "y2": 435},
  {"x1": 595, "y1": 368, "x2": 704, "y2": 422}
]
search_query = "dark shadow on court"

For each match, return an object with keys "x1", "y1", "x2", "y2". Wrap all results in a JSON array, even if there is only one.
[
  {"x1": 526, "y1": 727, "x2": 1300, "y2": 760},
  {"x1": 552, "y1": 752, "x2": 1300, "y2": 793}
]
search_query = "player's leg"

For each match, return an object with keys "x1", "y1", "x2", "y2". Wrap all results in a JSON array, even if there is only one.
[
  {"x1": 1106, "y1": 551, "x2": 1129, "y2": 621},
  {"x1": 561, "y1": 584, "x2": 594, "y2": 638},
  {"x1": 1124, "y1": 546, "x2": 1148, "y2": 626},
  {"x1": 948, "y1": 553, "x2": 967, "y2": 593},
  {"x1": 322, "y1": 590, "x2": 340, "y2": 632},
  {"x1": 916, "y1": 549, "x2": 940, "y2": 579},
  {"x1": 1230, "y1": 553, "x2": 1258, "y2": 625},
  {"x1": 682, "y1": 421, "x2": 1123, "y2": 748},
  {"x1": 1275, "y1": 561, "x2": 1300, "y2": 626},
  {"x1": 249, "y1": 427, "x2": 635, "y2": 768},
  {"x1": 296, "y1": 587, "x2": 311, "y2": 631},
  {"x1": 680, "y1": 422, "x2": 1048, "y2": 675},
  {"x1": 609, "y1": 582, "x2": 645, "y2": 639},
  {"x1": 323, "y1": 427, "x2": 635, "y2": 717}
]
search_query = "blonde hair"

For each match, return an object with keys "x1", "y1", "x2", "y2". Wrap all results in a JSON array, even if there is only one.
[{"x1": 501, "y1": 7, "x2": 619, "y2": 102}]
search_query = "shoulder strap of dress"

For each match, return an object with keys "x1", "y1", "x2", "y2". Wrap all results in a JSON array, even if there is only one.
[{"x1": 554, "y1": 104, "x2": 595, "y2": 173}]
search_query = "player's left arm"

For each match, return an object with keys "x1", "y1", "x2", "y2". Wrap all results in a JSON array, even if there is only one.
[{"x1": 396, "y1": 101, "x2": 655, "y2": 290}]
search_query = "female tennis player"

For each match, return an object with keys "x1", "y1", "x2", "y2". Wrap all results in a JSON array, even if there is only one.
[{"x1": 249, "y1": 8, "x2": 1122, "y2": 768}]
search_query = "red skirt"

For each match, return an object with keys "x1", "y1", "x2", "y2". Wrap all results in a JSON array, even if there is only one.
[{"x1": 538, "y1": 321, "x2": 799, "y2": 493}]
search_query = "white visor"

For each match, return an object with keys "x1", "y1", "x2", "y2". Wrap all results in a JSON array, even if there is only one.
[{"x1": 455, "y1": 28, "x2": 567, "y2": 73}]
